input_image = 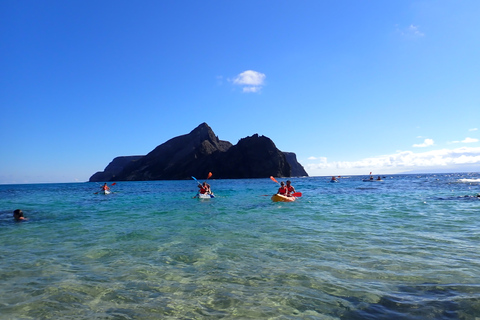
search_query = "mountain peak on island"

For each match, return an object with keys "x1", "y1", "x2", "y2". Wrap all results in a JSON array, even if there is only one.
[{"x1": 89, "y1": 123, "x2": 308, "y2": 181}]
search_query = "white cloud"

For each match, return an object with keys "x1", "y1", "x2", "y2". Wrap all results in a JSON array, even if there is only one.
[
  {"x1": 462, "y1": 137, "x2": 479, "y2": 143},
  {"x1": 243, "y1": 86, "x2": 261, "y2": 93},
  {"x1": 397, "y1": 24, "x2": 425, "y2": 38},
  {"x1": 304, "y1": 147, "x2": 480, "y2": 176},
  {"x1": 308, "y1": 156, "x2": 327, "y2": 162},
  {"x1": 469, "y1": 128, "x2": 478, "y2": 132},
  {"x1": 231, "y1": 70, "x2": 266, "y2": 93},
  {"x1": 448, "y1": 137, "x2": 479, "y2": 144},
  {"x1": 413, "y1": 138, "x2": 434, "y2": 148},
  {"x1": 408, "y1": 24, "x2": 425, "y2": 37}
]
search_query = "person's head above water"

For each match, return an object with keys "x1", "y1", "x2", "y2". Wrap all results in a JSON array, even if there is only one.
[{"x1": 13, "y1": 209, "x2": 25, "y2": 221}]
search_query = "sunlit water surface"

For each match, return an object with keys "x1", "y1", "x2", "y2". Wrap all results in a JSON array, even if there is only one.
[{"x1": 1, "y1": 173, "x2": 479, "y2": 319}]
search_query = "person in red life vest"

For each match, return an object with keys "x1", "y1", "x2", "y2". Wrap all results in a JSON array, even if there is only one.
[
  {"x1": 286, "y1": 180, "x2": 296, "y2": 196},
  {"x1": 277, "y1": 181, "x2": 288, "y2": 195},
  {"x1": 101, "y1": 183, "x2": 110, "y2": 192},
  {"x1": 198, "y1": 182, "x2": 211, "y2": 194}
]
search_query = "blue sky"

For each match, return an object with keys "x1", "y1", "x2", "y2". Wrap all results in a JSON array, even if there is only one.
[{"x1": 1, "y1": 0, "x2": 479, "y2": 184}]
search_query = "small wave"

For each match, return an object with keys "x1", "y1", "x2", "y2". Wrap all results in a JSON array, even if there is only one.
[
  {"x1": 458, "y1": 178, "x2": 480, "y2": 183},
  {"x1": 434, "y1": 195, "x2": 480, "y2": 201}
]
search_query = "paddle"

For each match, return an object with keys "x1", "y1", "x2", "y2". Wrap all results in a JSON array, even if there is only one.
[
  {"x1": 193, "y1": 173, "x2": 213, "y2": 196},
  {"x1": 193, "y1": 172, "x2": 212, "y2": 184},
  {"x1": 270, "y1": 176, "x2": 280, "y2": 185},
  {"x1": 97, "y1": 182, "x2": 116, "y2": 187},
  {"x1": 191, "y1": 176, "x2": 200, "y2": 185}
]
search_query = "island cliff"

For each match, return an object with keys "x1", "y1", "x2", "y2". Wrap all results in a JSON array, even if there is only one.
[{"x1": 89, "y1": 123, "x2": 308, "y2": 181}]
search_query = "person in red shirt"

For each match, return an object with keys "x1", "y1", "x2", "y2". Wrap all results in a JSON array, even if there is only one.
[
  {"x1": 198, "y1": 182, "x2": 211, "y2": 194},
  {"x1": 286, "y1": 180, "x2": 296, "y2": 196},
  {"x1": 277, "y1": 181, "x2": 287, "y2": 195}
]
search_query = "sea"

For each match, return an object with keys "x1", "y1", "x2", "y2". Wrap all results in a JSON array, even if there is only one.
[{"x1": 1, "y1": 173, "x2": 479, "y2": 320}]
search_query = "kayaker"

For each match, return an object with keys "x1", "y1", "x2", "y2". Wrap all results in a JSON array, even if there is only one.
[
  {"x1": 286, "y1": 180, "x2": 296, "y2": 196},
  {"x1": 198, "y1": 182, "x2": 211, "y2": 194},
  {"x1": 277, "y1": 181, "x2": 288, "y2": 195},
  {"x1": 101, "y1": 183, "x2": 110, "y2": 192},
  {"x1": 331, "y1": 176, "x2": 337, "y2": 182},
  {"x1": 205, "y1": 182, "x2": 212, "y2": 194},
  {"x1": 13, "y1": 209, "x2": 27, "y2": 221}
]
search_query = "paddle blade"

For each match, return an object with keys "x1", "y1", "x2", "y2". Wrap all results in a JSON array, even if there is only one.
[
  {"x1": 270, "y1": 176, "x2": 279, "y2": 184},
  {"x1": 292, "y1": 192, "x2": 302, "y2": 197},
  {"x1": 207, "y1": 172, "x2": 213, "y2": 180},
  {"x1": 111, "y1": 183, "x2": 116, "y2": 186}
]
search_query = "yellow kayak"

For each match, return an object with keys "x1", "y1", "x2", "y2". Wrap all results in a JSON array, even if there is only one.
[{"x1": 271, "y1": 194, "x2": 296, "y2": 202}]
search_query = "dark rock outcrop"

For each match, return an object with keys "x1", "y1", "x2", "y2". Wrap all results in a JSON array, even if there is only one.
[
  {"x1": 89, "y1": 156, "x2": 143, "y2": 182},
  {"x1": 209, "y1": 134, "x2": 291, "y2": 179},
  {"x1": 89, "y1": 123, "x2": 308, "y2": 182},
  {"x1": 283, "y1": 152, "x2": 308, "y2": 177}
]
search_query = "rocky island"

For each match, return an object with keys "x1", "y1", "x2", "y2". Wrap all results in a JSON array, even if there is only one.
[{"x1": 89, "y1": 123, "x2": 308, "y2": 182}]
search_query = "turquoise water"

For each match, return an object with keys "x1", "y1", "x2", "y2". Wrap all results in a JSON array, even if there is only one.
[{"x1": 1, "y1": 173, "x2": 479, "y2": 319}]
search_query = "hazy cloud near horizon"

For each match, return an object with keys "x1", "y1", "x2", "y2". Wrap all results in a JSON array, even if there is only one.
[{"x1": 305, "y1": 146, "x2": 480, "y2": 176}]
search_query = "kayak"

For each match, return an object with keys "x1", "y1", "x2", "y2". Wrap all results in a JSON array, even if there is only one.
[
  {"x1": 362, "y1": 179, "x2": 383, "y2": 182},
  {"x1": 271, "y1": 194, "x2": 296, "y2": 202},
  {"x1": 101, "y1": 189, "x2": 111, "y2": 195},
  {"x1": 195, "y1": 193, "x2": 215, "y2": 199},
  {"x1": 330, "y1": 180, "x2": 338, "y2": 183}
]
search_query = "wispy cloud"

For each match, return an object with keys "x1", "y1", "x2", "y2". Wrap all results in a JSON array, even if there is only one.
[
  {"x1": 242, "y1": 86, "x2": 262, "y2": 93},
  {"x1": 449, "y1": 137, "x2": 479, "y2": 144},
  {"x1": 408, "y1": 24, "x2": 425, "y2": 37},
  {"x1": 305, "y1": 147, "x2": 480, "y2": 176},
  {"x1": 413, "y1": 138, "x2": 434, "y2": 148},
  {"x1": 308, "y1": 156, "x2": 327, "y2": 162},
  {"x1": 397, "y1": 24, "x2": 425, "y2": 38},
  {"x1": 231, "y1": 70, "x2": 266, "y2": 93},
  {"x1": 469, "y1": 128, "x2": 478, "y2": 132}
]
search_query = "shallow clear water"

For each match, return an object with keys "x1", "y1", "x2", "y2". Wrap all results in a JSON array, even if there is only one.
[{"x1": 1, "y1": 173, "x2": 479, "y2": 319}]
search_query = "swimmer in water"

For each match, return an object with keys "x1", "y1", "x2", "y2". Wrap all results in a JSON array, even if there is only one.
[{"x1": 13, "y1": 209, "x2": 27, "y2": 221}]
